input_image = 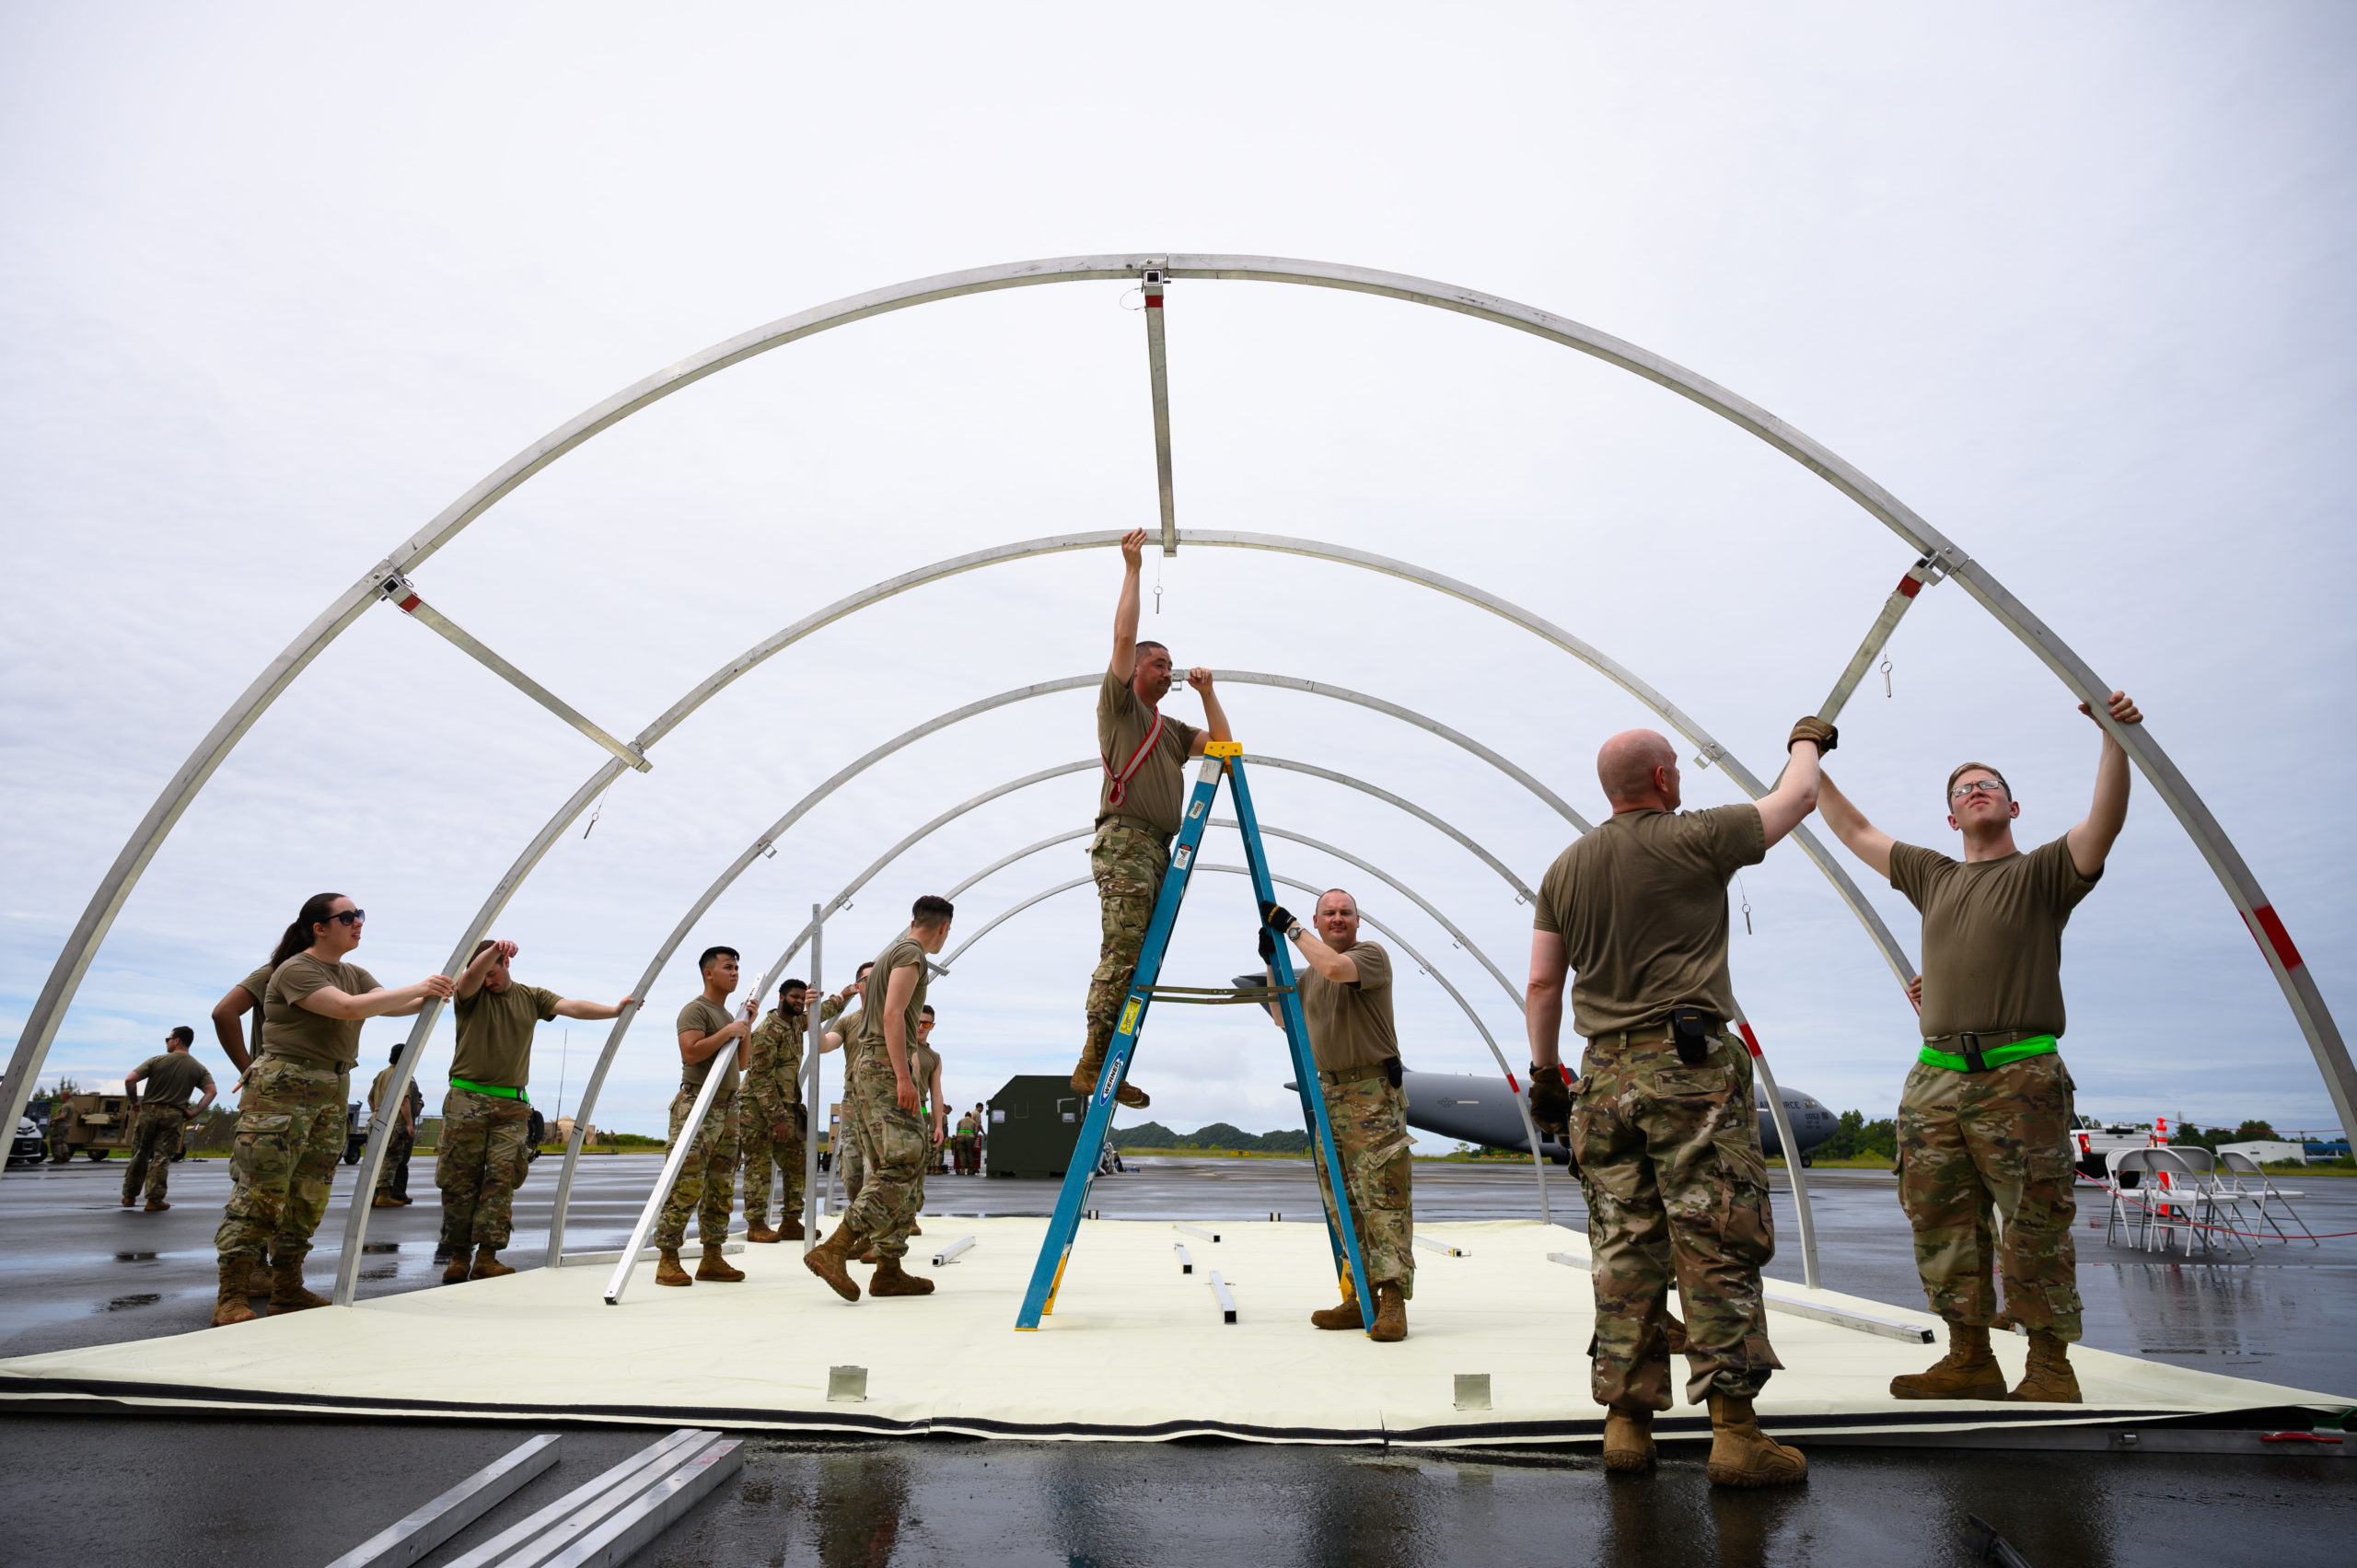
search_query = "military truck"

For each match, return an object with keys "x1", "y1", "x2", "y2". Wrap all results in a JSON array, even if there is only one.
[{"x1": 47, "y1": 1090, "x2": 138, "y2": 1161}]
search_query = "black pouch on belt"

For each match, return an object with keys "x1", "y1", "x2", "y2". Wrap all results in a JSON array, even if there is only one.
[
  {"x1": 1669, "y1": 1007, "x2": 1714, "y2": 1067},
  {"x1": 1381, "y1": 1056, "x2": 1403, "y2": 1089}
]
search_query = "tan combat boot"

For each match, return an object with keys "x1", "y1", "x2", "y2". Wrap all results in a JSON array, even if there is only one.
[
  {"x1": 145, "y1": 1200, "x2": 170, "y2": 1213},
  {"x1": 268, "y1": 1255, "x2": 330, "y2": 1315},
  {"x1": 1070, "y1": 1065, "x2": 1151, "y2": 1109},
  {"x1": 1369, "y1": 1283, "x2": 1408, "y2": 1342},
  {"x1": 212, "y1": 1260, "x2": 260, "y2": 1326},
  {"x1": 803, "y1": 1223, "x2": 862, "y2": 1301},
  {"x1": 909, "y1": 1221, "x2": 923, "y2": 1237},
  {"x1": 1705, "y1": 1394, "x2": 1807, "y2": 1488},
  {"x1": 441, "y1": 1253, "x2": 472, "y2": 1285},
  {"x1": 470, "y1": 1246, "x2": 515, "y2": 1281},
  {"x1": 2006, "y1": 1330, "x2": 2083, "y2": 1403},
  {"x1": 868, "y1": 1256, "x2": 935, "y2": 1296},
  {"x1": 696, "y1": 1248, "x2": 746, "y2": 1282},
  {"x1": 654, "y1": 1249, "x2": 692, "y2": 1287},
  {"x1": 1890, "y1": 1321, "x2": 2007, "y2": 1401},
  {"x1": 1309, "y1": 1287, "x2": 1364, "y2": 1330},
  {"x1": 248, "y1": 1258, "x2": 275, "y2": 1296},
  {"x1": 371, "y1": 1191, "x2": 401, "y2": 1208},
  {"x1": 779, "y1": 1215, "x2": 806, "y2": 1241},
  {"x1": 1601, "y1": 1406, "x2": 1655, "y2": 1474},
  {"x1": 745, "y1": 1223, "x2": 781, "y2": 1244}
]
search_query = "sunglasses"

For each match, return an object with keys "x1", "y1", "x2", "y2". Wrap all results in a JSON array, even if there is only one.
[
  {"x1": 329, "y1": 910, "x2": 366, "y2": 926},
  {"x1": 1948, "y1": 781, "x2": 2007, "y2": 802}
]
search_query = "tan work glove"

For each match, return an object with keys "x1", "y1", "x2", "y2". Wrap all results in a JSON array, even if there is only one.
[{"x1": 1788, "y1": 716, "x2": 1839, "y2": 754}]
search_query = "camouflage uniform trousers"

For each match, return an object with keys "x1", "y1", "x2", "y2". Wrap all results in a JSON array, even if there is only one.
[
  {"x1": 375, "y1": 1122, "x2": 416, "y2": 1199},
  {"x1": 841, "y1": 1048, "x2": 926, "y2": 1261},
  {"x1": 739, "y1": 1086, "x2": 807, "y2": 1229},
  {"x1": 436, "y1": 1087, "x2": 534, "y2": 1251},
  {"x1": 122, "y1": 1105, "x2": 189, "y2": 1204},
  {"x1": 1309, "y1": 1069, "x2": 1416, "y2": 1298},
  {"x1": 651, "y1": 1088, "x2": 739, "y2": 1251},
  {"x1": 1571, "y1": 1029, "x2": 1782, "y2": 1409},
  {"x1": 1078, "y1": 821, "x2": 1168, "y2": 1083},
  {"x1": 838, "y1": 1111, "x2": 866, "y2": 1206},
  {"x1": 1896, "y1": 1051, "x2": 2083, "y2": 1342},
  {"x1": 214, "y1": 1056, "x2": 350, "y2": 1267}
]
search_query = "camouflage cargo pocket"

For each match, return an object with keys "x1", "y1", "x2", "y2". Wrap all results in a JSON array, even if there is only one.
[
  {"x1": 877, "y1": 1106, "x2": 928, "y2": 1167},
  {"x1": 1713, "y1": 1131, "x2": 1776, "y2": 1267},
  {"x1": 1357, "y1": 1131, "x2": 1414, "y2": 1212}
]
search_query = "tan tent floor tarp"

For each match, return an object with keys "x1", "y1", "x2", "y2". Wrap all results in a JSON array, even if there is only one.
[{"x1": 2, "y1": 1218, "x2": 2344, "y2": 1446}]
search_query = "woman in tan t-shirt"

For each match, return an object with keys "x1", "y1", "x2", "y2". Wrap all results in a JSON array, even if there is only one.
[{"x1": 211, "y1": 892, "x2": 454, "y2": 1326}]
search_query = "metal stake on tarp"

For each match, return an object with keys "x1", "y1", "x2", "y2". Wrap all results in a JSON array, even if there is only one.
[{"x1": 603, "y1": 1015, "x2": 747, "y2": 1305}]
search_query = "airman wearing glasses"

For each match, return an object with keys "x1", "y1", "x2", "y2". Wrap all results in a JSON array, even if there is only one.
[
  {"x1": 1816, "y1": 691, "x2": 2142, "y2": 1407},
  {"x1": 211, "y1": 892, "x2": 456, "y2": 1326}
]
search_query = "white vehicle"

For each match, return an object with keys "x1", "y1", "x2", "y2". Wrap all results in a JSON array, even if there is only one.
[{"x1": 2073, "y1": 1117, "x2": 2154, "y2": 1185}]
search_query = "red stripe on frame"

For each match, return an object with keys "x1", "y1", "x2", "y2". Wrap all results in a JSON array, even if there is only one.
[
  {"x1": 1144, "y1": 296, "x2": 1163, "y2": 308},
  {"x1": 2245, "y1": 904, "x2": 2305, "y2": 970},
  {"x1": 1736, "y1": 1020, "x2": 1762, "y2": 1058},
  {"x1": 1898, "y1": 574, "x2": 1924, "y2": 598},
  {"x1": 396, "y1": 595, "x2": 421, "y2": 613}
]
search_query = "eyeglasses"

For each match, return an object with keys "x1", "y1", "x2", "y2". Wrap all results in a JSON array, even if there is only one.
[
  {"x1": 330, "y1": 910, "x2": 366, "y2": 926},
  {"x1": 1948, "y1": 781, "x2": 2007, "y2": 802}
]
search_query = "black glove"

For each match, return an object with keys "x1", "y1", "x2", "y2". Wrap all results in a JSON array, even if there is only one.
[
  {"x1": 1527, "y1": 1063, "x2": 1573, "y2": 1137},
  {"x1": 1256, "y1": 925, "x2": 1276, "y2": 963},
  {"x1": 1259, "y1": 900, "x2": 1295, "y2": 934}
]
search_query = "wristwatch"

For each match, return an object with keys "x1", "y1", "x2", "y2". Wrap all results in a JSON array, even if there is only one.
[{"x1": 1286, "y1": 923, "x2": 1305, "y2": 941}]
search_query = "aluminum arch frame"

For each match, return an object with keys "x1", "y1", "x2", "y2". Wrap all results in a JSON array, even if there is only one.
[
  {"x1": 537, "y1": 661, "x2": 1613, "y2": 1265},
  {"x1": 529, "y1": 633, "x2": 1871, "y2": 1271},
  {"x1": 11, "y1": 251, "x2": 2343, "y2": 1178}
]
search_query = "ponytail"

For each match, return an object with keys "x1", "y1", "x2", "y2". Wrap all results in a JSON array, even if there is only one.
[{"x1": 270, "y1": 892, "x2": 349, "y2": 970}]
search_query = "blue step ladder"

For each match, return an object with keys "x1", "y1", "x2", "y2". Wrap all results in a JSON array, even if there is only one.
[{"x1": 1016, "y1": 744, "x2": 1377, "y2": 1332}]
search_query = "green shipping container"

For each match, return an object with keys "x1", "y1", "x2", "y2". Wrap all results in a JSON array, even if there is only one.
[{"x1": 986, "y1": 1074, "x2": 1087, "y2": 1179}]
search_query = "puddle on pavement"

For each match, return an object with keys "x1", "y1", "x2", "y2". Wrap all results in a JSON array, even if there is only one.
[{"x1": 102, "y1": 1294, "x2": 161, "y2": 1312}]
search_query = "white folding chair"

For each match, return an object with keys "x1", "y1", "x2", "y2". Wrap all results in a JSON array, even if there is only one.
[
  {"x1": 2143, "y1": 1148, "x2": 2234, "y2": 1255},
  {"x1": 2106, "y1": 1148, "x2": 2155, "y2": 1249},
  {"x1": 2154, "y1": 1146, "x2": 2252, "y2": 1257},
  {"x1": 2220, "y1": 1151, "x2": 2319, "y2": 1245}
]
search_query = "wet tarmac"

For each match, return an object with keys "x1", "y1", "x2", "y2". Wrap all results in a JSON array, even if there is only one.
[{"x1": 5, "y1": 1152, "x2": 2354, "y2": 1564}]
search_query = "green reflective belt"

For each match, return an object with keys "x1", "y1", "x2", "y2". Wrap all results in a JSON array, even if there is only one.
[
  {"x1": 450, "y1": 1076, "x2": 527, "y2": 1102},
  {"x1": 1916, "y1": 1034, "x2": 2058, "y2": 1074}
]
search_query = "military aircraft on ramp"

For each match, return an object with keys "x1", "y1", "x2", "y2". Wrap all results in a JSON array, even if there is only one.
[{"x1": 1286, "y1": 1066, "x2": 1840, "y2": 1166}]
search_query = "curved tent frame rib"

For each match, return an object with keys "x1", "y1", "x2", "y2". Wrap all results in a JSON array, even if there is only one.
[
  {"x1": 6, "y1": 252, "x2": 2338, "y2": 1220},
  {"x1": 532, "y1": 644, "x2": 1858, "y2": 1270}
]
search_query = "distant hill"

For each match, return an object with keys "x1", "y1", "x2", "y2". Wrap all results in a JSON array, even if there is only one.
[{"x1": 1113, "y1": 1120, "x2": 1312, "y2": 1155}]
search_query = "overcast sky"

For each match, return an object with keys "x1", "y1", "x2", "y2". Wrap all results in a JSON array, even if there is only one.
[{"x1": 5, "y1": 4, "x2": 2351, "y2": 1145}]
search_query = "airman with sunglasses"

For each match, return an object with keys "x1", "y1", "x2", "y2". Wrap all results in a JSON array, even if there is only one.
[
  {"x1": 212, "y1": 893, "x2": 456, "y2": 1325},
  {"x1": 1816, "y1": 691, "x2": 2143, "y2": 1406}
]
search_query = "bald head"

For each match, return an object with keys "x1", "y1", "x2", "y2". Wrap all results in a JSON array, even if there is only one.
[{"x1": 1598, "y1": 728, "x2": 1680, "y2": 811}]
